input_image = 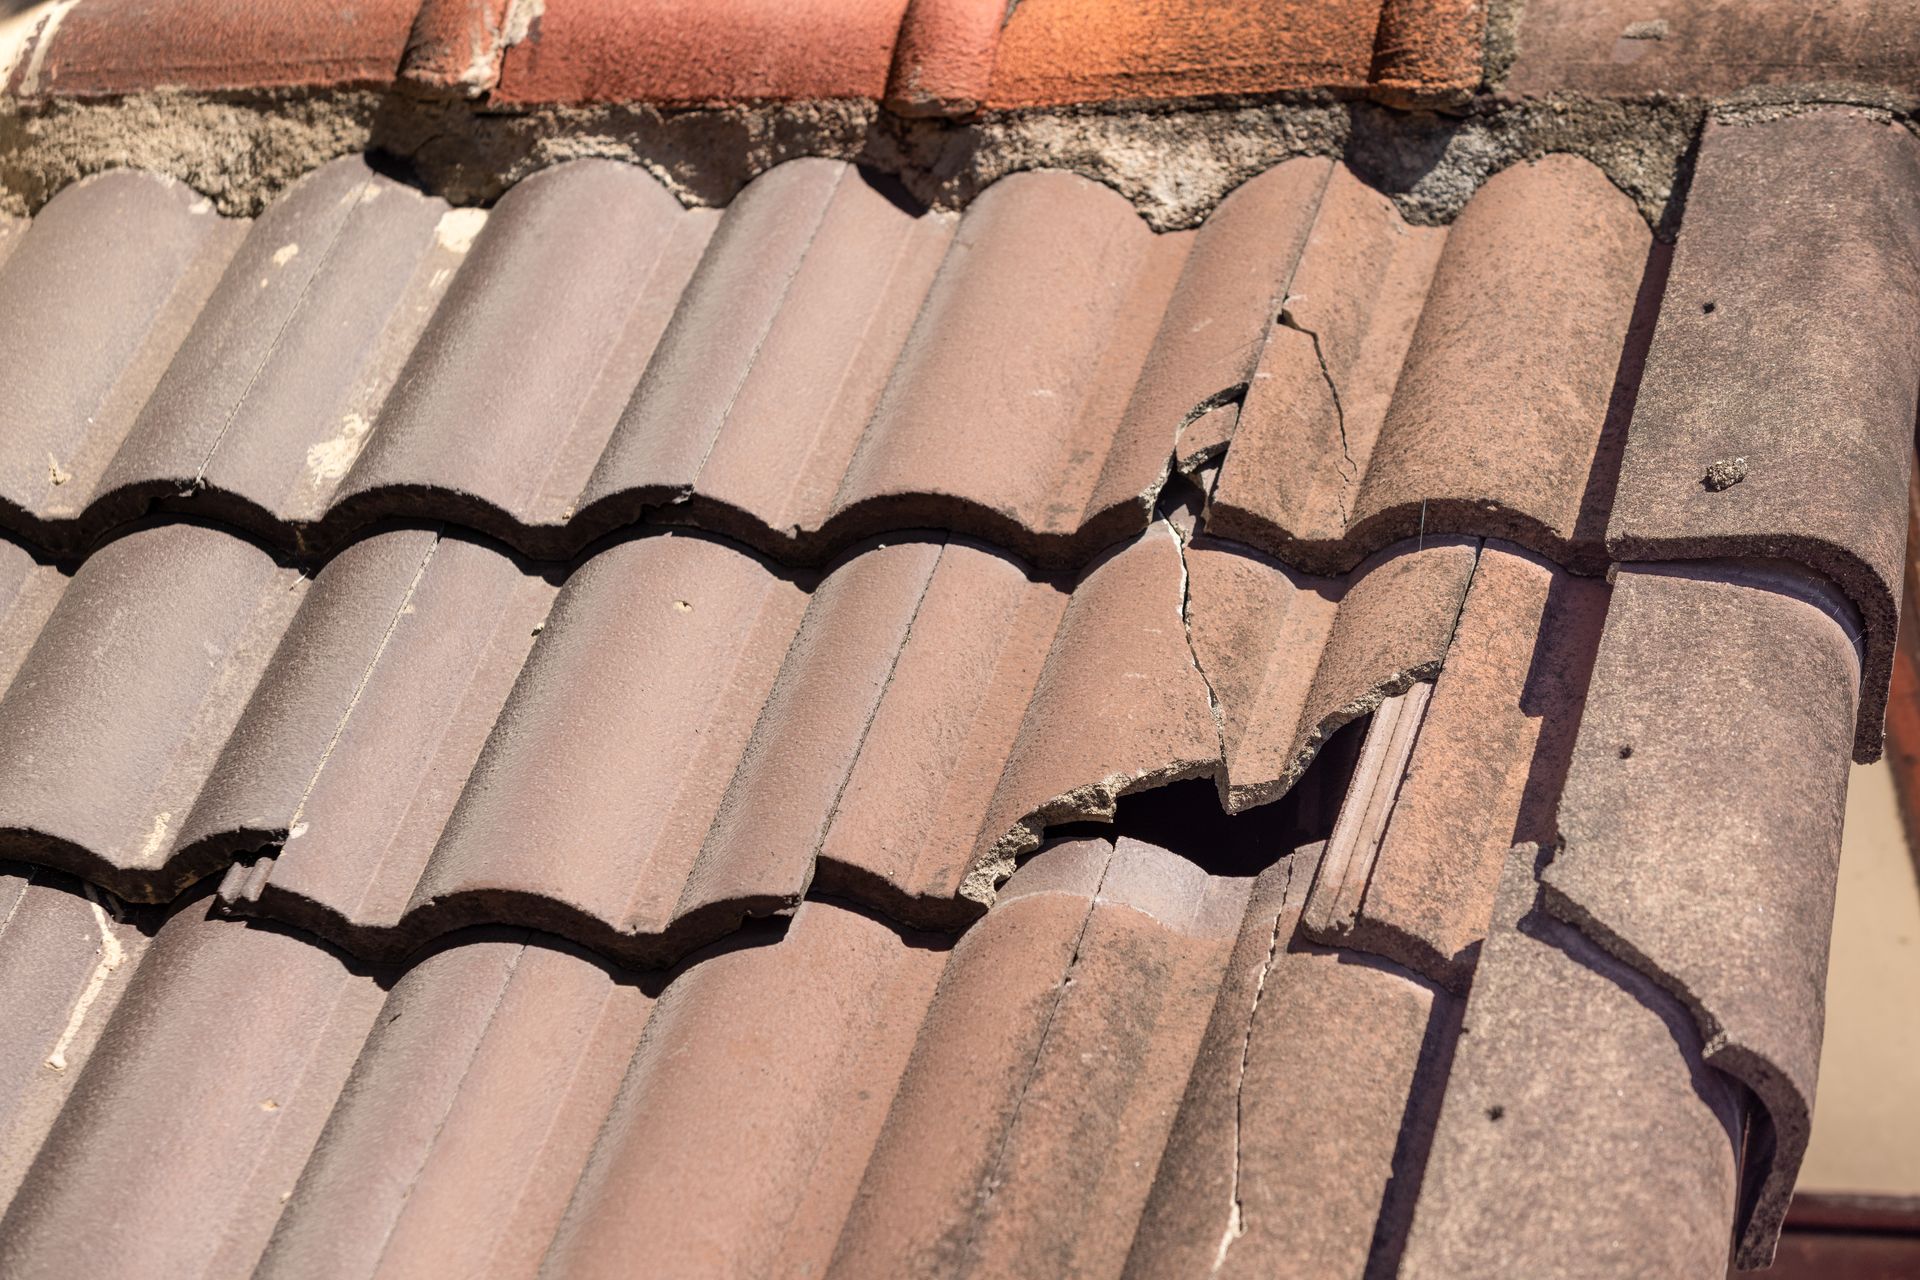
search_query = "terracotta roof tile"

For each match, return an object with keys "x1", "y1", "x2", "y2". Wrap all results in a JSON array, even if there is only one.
[
  {"x1": 1209, "y1": 152, "x2": 1650, "y2": 575},
  {"x1": 983, "y1": 0, "x2": 1386, "y2": 108},
  {"x1": 0, "y1": 894, "x2": 388, "y2": 1278},
  {"x1": 3, "y1": 0, "x2": 419, "y2": 97},
  {"x1": 1608, "y1": 111, "x2": 1920, "y2": 760},
  {"x1": 255, "y1": 933, "x2": 653, "y2": 1279},
  {"x1": 492, "y1": 0, "x2": 914, "y2": 106},
  {"x1": 1126, "y1": 850, "x2": 1460, "y2": 1278},
  {"x1": 885, "y1": 0, "x2": 1005, "y2": 116},
  {"x1": 1544, "y1": 561, "x2": 1862, "y2": 1268}
]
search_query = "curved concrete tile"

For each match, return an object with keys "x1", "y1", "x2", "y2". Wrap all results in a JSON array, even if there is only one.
[
  {"x1": 1608, "y1": 111, "x2": 1920, "y2": 761},
  {"x1": 1542, "y1": 560, "x2": 1861, "y2": 1268},
  {"x1": 0, "y1": 170, "x2": 240, "y2": 547}
]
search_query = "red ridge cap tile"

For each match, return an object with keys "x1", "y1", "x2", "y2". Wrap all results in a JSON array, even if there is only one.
[
  {"x1": 399, "y1": 0, "x2": 530, "y2": 98},
  {"x1": 983, "y1": 0, "x2": 1388, "y2": 108},
  {"x1": 885, "y1": 0, "x2": 1005, "y2": 116},
  {"x1": 1368, "y1": 0, "x2": 1485, "y2": 107},
  {"x1": 492, "y1": 0, "x2": 914, "y2": 106},
  {"x1": 10, "y1": 0, "x2": 419, "y2": 97},
  {"x1": 1608, "y1": 111, "x2": 1920, "y2": 762}
]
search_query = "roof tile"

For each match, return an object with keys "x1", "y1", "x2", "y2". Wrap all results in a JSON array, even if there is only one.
[
  {"x1": 0, "y1": 171, "x2": 239, "y2": 542},
  {"x1": 1124, "y1": 847, "x2": 1458, "y2": 1277},
  {"x1": 1211, "y1": 153, "x2": 1649, "y2": 573},
  {"x1": 6, "y1": 0, "x2": 417, "y2": 96},
  {"x1": 1504, "y1": 0, "x2": 1920, "y2": 97},
  {"x1": 1608, "y1": 111, "x2": 1920, "y2": 760},
  {"x1": 983, "y1": 0, "x2": 1386, "y2": 107},
  {"x1": 1188, "y1": 535, "x2": 1477, "y2": 811},
  {"x1": 1302, "y1": 543, "x2": 1609, "y2": 989},
  {"x1": 1398, "y1": 845, "x2": 1745, "y2": 1278},
  {"x1": 884, "y1": 0, "x2": 1005, "y2": 116},
  {"x1": 0, "y1": 524, "x2": 301, "y2": 896},
  {"x1": 254, "y1": 933, "x2": 654, "y2": 1280},
  {"x1": 830, "y1": 835, "x2": 1246, "y2": 1277},
  {"x1": 1543, "y1": 560, "x2": 1861, "y2": 1267},
  {"x1": 0, "y1": 894, "x2": 388, "y2": 1278},
  {"x1": 492, "y1": 0, "x2": 913, "y2": 105}
]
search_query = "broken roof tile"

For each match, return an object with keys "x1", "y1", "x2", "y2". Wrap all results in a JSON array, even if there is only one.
[
  {"x1": 969, "y1": 525, "x2": 1221, "y2": 896},
  {"x1": 1187, "y1": 535, "x2": 1477, "y2": 811},
  {"x1": 1608, "y1": 111, "x2": 1920, "y2": 760},
  {"x1": 1544, "y1": 560, "x2": 1862, "y2": 1268},
  {"x1": 1303, "y1": 543, "x2": 1610, "y2": 989},
  {"x1": 1210, "y1": 153, "x2": 1648, "y2": 574},
  {"x1": 1399, "y1": 845, "x2": 1745, "y2": 1279}
]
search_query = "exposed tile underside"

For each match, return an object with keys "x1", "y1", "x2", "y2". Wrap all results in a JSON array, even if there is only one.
[{"x1": 0, "y1": 107, "x2": 1911, "y2": 1276}]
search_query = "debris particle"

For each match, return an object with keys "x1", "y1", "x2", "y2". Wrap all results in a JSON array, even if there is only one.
[
  {"x1": 1618, "y1": 744, "x2": 1634, "y2": 759},
  {"x1": 1486, "y1": 1104, "x2": 1506, "y2": 1121},
  {"x1": 1703, "y1": 457, "x2": 1747, "y2": 491},
  {"x1": 46, "y1": 453, "x2": 69, "y2": 486},
  {"x1": 434, "y1": 207, "x2": 489, "y2": 254},
  {"x1": 260, "y1": 1099, "x2": 279, "y2": 1112},
  {"x1": 271, "y1": 242, "x2": 300, "y2": 267},
  {"x1": 1621, "y1": 18, "x2": 1668, "y2": 39},
  {"x1": 673, "y1": 600, "x2": 693, "y2": 613}
]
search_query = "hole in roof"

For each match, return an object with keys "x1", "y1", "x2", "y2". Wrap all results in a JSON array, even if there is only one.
[{"x1": 1049, "y1": 713, "x2": 1373, "y2": 878}]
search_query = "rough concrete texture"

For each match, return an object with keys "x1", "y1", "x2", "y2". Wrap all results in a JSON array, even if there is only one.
[{"x1": 0, "y1": 84, "x2": 1710, "y2": 231}]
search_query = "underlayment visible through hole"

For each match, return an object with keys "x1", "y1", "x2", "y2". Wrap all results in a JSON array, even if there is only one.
[{"x1": 5, "y1": 83, "x2": 1909, "y2": 232}]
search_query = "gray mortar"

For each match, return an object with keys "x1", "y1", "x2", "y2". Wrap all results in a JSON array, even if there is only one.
[{"x1": 0, "y1": 81, "x2": 1914, "y2": 233}]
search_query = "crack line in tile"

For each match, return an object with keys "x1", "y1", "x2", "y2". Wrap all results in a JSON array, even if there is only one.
[
  {"x1": 287, "y1": 529, "x2": 443, "y2": 833},
  {"x1": 1213, "y1": 855, "x2": 1294, "y2": 1273},
  {"x1": 1168, "y1": 515, "x2": 1228, "y2": 765},
  {"x1": 957, "y1": 841, "x2": 1117, "y2": 1269},
  {"x1": 1276, "y1": 309, "x2": 1357, "y2": 526}
]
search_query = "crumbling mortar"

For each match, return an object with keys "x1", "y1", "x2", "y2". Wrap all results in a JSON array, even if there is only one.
[{"x1": 0, "y1": 84, "x2": 1741, "y2": 232}]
